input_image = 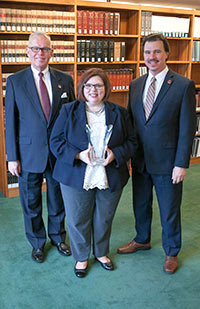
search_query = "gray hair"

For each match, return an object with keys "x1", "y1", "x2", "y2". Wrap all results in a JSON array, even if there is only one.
[{"x1": 28, "y1": 31, "x2": 51, "y2": 46}]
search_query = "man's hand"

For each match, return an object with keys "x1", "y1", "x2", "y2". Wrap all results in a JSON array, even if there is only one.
[
  {"x1": 8, "y1": 160, "x2": 21, "y2": 177},
  {"x1": 172, "y1": 166, "x2": 186, "y2": 184}
]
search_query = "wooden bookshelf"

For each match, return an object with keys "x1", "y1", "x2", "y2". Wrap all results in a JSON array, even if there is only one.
[{"x1": 0, "y1": 0, "x2": 200, "y2": 197}]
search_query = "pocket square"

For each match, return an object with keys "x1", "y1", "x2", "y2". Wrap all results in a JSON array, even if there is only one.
[{"x1": 61, "y1": 92, "x2": 68, "y2": 99}]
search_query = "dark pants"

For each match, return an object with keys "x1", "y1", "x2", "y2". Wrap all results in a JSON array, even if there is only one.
[
  {"x1": 132, "y1": 170, "x2": 182, "y2": 256},
  {"x1": 60, "y1": 184, "x2": 122, "y2": 262},
  {"x1": 19, "y1": 164, "x2": 66, "y2": 249}
]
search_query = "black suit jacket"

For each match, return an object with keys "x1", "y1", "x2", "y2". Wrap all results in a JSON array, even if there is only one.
[
  {"x1": 128, "y1": 69, "x2": 196, "y2": 174},
  {"x1": 5, "y1": 66, "x2": 75, "y2": 173}
]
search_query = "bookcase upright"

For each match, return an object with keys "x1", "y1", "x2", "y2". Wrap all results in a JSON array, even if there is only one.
[{"x1": 0, "y1": 0, "x2": 200, "y2": 197}]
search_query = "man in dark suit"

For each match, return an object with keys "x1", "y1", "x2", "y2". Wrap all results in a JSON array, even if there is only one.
[
  {"x1": 5, "y1": 32, "x2": 75, "y2": 263},
  {"x1": 117, "y1": 33, "x2": 196, "y2": 273}
]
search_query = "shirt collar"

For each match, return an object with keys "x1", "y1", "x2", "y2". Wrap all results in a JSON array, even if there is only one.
[
  {"x1": 148, "y1": 66, "x2": 169, "y2": 82},
  {"x1": 31, "y1": 65, "x2": 49, "y2": 78}
]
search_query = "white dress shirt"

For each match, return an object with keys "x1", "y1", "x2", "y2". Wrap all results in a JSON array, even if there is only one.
[
  {"x1": 143, "y1": 66, "x2": 169, "y2": 104},
  {"x1": 31, "y1": 65, "x2": 53, "y2": 106}
]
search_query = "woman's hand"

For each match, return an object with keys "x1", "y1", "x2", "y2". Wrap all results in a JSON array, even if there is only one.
[
  {"x1": 76, "y1": 146, "x2": 93, "y2": 166},
  {"x1": 103, "y1": 147, "x2": 115, "y2": 166}
]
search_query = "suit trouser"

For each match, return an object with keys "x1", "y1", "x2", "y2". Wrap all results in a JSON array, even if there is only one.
[
  {"x1": 132, "y1": 170, "x2": 182, "y2": 257},
  {"x1": 60, "y1": 184, "x2": 122, "y2": 262},
  {"x1": 18, "y1": 164, "x2": 66, "y2": 249}
]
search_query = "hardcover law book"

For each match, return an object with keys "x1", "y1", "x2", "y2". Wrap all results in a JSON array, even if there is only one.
[
  {"x1": 89, "y1": 39, "x2": 96, "y2": 62},
  {"x1": 94, "y1": 11, "x2": 99, "y2": 35},
  {"x1": 114, "y1": 13, "x2": 120, "y2": 35},
  {"x1": 108, "y1": 40, "x2": 114, "y2": 62},
  {"x1": 0, "y1": 41, "x2": 5, "y2": 62},
  {"x1": 83, "y1": 10, "x2": 88, "y2": 34},
  {"x1": 120, "y1": 42, "x2": 125, "y2": 61},
  {"x1": 70, "y1": 12, "x2": 75, "y2": 34},
  {"x1": 21, "y1": 10, "x2": 27, "y2": 32},
  {"x1": 88, "y1": 11, "x2": 95, "y2": 34},
  {"x1": 85, "y1": 40, "x2": 90, "y2": 62},
  {"x1": 114, "y1": 41, "x2": 121, "y2": 62},
  {"x1": 109, "y1": 13, "x2": 114, "y2": 35},
  {"x1": 102, "y1": 40, "x2": 109, "y2": 62},
  {"x1": 0, "y1": 8, "x2": 6, "y2": 31},
  {"x1": 77, "y1": 40, "x2": 81, "y2": 62},
  {"x1": 104, "y1": 12, "x2": 110, "y2": 35},
  {"x1": 26, "y1": 10, "x2": 32, "y2": 32},
  {"x1": 77, "y1": 10, "x2": 83, "y2": 34},
  {"x1": 98, "y1": 11, "x2": 104, "y2": 35},
  {"x1": 6, "y1": 8, "x2": 12, "y2": 32},
  {"x1": 80, "y1": 39, "x2": 86, "y2": 62},
  {"x1": 96, "y1": 40, "x2": 103, "y2": 62}
]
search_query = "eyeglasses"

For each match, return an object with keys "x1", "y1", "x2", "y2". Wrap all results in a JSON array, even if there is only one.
[
  {"x1": 28, "y1": 46, "x2": 51, "y2": 53},
  {"x1": 84, "y1": 83, "x2": 105, "y2": 90}
]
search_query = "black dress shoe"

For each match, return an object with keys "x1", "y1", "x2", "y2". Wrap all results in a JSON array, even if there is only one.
[
  {"x1": 74, "y1": 262, "x2": 87, "y2": 278},
  {"x1": 51, "y1": 241, "x2": 71, "y2": 256},
  {"x1": 32, "y1": 248, "x2": 44, "y2": 263},
  {"x1": 95, "y1": 257, "x2": 114, "y2": 271}
]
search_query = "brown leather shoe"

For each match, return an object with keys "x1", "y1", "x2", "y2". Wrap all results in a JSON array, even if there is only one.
[
  {"x1": 164, "y1": 256, "x2": 178, "y2": 274},
  {"x1": 117, "y1": 240, "x2": 151, "y2": 254}
]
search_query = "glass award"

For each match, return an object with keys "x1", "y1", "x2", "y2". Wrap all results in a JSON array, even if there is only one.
[{"x1": 86, "y1": 124, "x2": 113, "y2": 165}]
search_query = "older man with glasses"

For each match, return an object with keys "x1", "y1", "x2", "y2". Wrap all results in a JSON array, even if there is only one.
[{"x1": 5, "y1": 31, "x2": 75, "y2": 263}]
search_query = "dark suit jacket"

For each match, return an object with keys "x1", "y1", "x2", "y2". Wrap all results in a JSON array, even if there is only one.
[
  {"x1": 128, "y1": 69, "x2": 196, "y2": 174},
  {"x1": 5, "y1": 66, "x2": 75, "y2": 173},
  {"x1": 50, "y1": 100, "x2": 138, "y2": 192}
]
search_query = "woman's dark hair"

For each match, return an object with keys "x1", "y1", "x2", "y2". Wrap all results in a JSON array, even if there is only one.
[
  {"x1": 142, "y1": 33, "x2": 170, "y2": 53},
  {"x1": 77, "y1": 68, "x2": 111, "y2": 102}
]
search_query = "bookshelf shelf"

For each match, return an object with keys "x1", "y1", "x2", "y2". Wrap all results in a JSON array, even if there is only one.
[
  {"x1": 0, "y1": 0, "x2": 200, "y2": 197},
  {"x1": 77, "y1": 34, "x2": 139, "y2": 38},
  {"x1": 77, "y1": 61, "x2": 137, "y2": 65}
]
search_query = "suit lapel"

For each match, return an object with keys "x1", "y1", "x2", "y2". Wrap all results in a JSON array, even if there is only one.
[
  {"x1": 105, "y1": 102, "x2": 117, "y2": 127},
  {"x1": 134, "y1": 75, "x2": 147, "y2": 123},
  {"x1": 147, "y1": 70, "x2": 174, "y2": 121},
  {"x1": 48, "y1": 68, "x2": 62, "y2": 126},
  {"x1": 23, "y1": 67, "x2": 46, "y2": 122}
]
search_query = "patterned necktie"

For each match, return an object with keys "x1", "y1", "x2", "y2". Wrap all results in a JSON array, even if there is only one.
[
  {"x1": 38, "y1": 72, "x2": 51, "y2": 122},
  {"x1": 144, "y1": 77, "x2": 156, "y2": 120}
]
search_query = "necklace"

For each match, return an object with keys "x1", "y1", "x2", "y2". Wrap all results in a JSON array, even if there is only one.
[{"x1": 86, "y1": 104, "x2": 105, "y2": 116}]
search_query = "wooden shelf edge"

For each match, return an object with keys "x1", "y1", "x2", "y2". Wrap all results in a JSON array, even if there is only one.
[{"x1": 190, "y1": 157, "x2": 200, "y2": 165}]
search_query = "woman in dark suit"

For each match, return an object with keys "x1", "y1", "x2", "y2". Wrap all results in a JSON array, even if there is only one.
[{"x1": 50, "y1": 68, "x2": 137, "y2": 278}]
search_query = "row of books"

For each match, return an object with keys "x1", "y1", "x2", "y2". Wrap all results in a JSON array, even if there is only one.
[
  {"x1": 191, "y1": 137, "x2": 200, "y2": 158},
  {"x1": 77, "y1": 68, "x2": 133, "y2": 91},
  {"x1": 139, "y1": 66, "x2": 147, "y2": 76},
  {"x1": 7, "y1": 171, "x2": 18, "y2": 188},
  {"x1": 77, "y1": 10, "x2": 120, "y2": 35},
  {"x1": 2, "y1": 71, "x2": 74, "y2": 97},
  {"x1": 0, "y1": 40, "x2": 75, "y2": 63},
  {"x1": 141, "y1": 11, "x2": 189, "y2": 37},
  {"x1": 0, "y1": 8, "x2": 75, "y2": 34},
  {"x1": 2, "y1": 68, "x2": 132, "y2": 98},
  {"x1": 192, "y1": 41, "x2": 200, "y2": 62},
  {"x1": 77, "y1": 40, "x2": 125, "y2": 63}
]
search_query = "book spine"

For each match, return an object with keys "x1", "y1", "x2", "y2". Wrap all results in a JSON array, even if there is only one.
[{"x1": 114, "y1": 12, "x2": 120, "y2": 35}]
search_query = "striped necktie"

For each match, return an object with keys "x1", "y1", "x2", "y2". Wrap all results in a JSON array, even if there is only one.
[
  {"x1": 38, "y1": 72, "x2": 51, "y2": 122},
  {"x1": 144, "y1": 77, "x2": 156, "y2": 119}
]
